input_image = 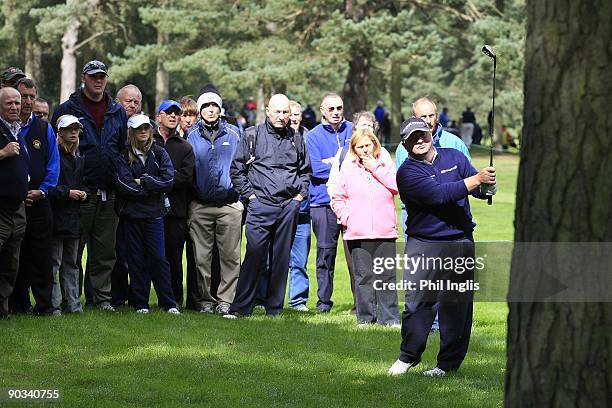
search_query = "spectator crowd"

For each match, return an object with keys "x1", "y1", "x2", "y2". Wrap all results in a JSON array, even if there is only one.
[{"x1": 0, "y1": 60, "x2": 496, "y2": 377}]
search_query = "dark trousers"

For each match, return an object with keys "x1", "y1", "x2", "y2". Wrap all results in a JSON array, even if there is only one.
[
  {"x1": 9, "y1": 200, "x2": 54, "y2": 315},
  {"x1": 399, "y1": 237, "x2": 474, "y2": 372},
  {"x1": 342, "y1": 235, "x2": 357, "y2": 311},
  {"x1": 111, "y1": 219, "x2": 130, "y2": 307},
  {"x1": 310, "y1": 206, "x2": 340, "y2": 310},
  {"x1": 0, "y1": 204, "x2": 26, "y2": 317},
  {"x1": 164, "y1": 216, "x2": 188, "y2": 307},
  {"x1": 347, "y1": 239, "x2": 399, "y2": 325},
  {"x1": 230, "y1": 199, "x2": 299, "y2": 316},
  {"x1": 123, "y1": 217, "x2": 177, "y2": 310}
]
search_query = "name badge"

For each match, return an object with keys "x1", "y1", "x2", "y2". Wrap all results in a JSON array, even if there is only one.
[{"x1": 33, "y1": 140, "x2": 41, "y2": 149}]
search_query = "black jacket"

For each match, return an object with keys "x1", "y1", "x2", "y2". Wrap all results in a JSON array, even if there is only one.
[
  {"x1": 153, "y1": 129, "x2": 195, "y2": 218},
  {"x1": 231, "y1": 119, "x2": 311, "y2": 207},
  {"x1": 48, "y1": 149, "x2": 87, "y2": 238}
]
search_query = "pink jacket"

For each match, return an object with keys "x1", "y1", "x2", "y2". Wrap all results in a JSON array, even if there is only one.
[{"x1": 331, "y1": 152, "x2": 398, "y2": 240}]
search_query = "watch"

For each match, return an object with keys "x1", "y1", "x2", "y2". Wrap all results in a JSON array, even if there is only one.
[{"x1": 40, "y1": 190, "x2": 46, "y2": 199}]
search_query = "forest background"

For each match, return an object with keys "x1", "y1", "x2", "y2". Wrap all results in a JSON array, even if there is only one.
[{"x1": 0, "y1": 0, "x2": 524, "y2": 145}]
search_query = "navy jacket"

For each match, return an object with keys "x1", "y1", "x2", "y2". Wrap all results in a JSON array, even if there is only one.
[
  {"x1": 115, "y1": 144, "x2": 174, "y2": 219},
  {"x1": 187, "y1": 119, "x2": 240, "y2": 205},
  {"x1": 231, "y1": 119, "x2": 311, "y2": 207},
  {"x1": 51, "y1": 90, "x2": 127, "y2": 191},
  {"x1": 0, "y1": 119, "x2": 29, "y2": 211},
  {"x1": 48, "y1": 149, "x2": 87, "y2": 238},
  {"x1": 19, "y1": 114, "x2": 59, "y2": 194},
  {"x1": 153, "y1": 129, "x2": 195, "y2": 218},
  {"x1": 397, "y1": 148, "x2": 486, "y2": 240}
]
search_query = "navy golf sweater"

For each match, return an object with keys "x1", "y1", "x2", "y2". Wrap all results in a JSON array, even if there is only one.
[
  {"x1": 0, "y1": 120, "x2": 29, "y2": 211},
  {"x1": 396, "y1": 148, "x2": 485, "y2": 240}
]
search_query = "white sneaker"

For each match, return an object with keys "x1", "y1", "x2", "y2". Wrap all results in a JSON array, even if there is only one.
[
  {"x1": 423, "y1": 367, "x2": 446, "y2": 377},
  {"x1": 292, "y1": 304, "x2": 309, "y2": 312},
  {"x1": 388, "y1": 359, "x2": 413, "y2": 376},
  {"x1": 136, "y1": 308, "x2": 149, "y2": 314},
  {"x1": 167, "y1": 307, "x2": 181, "y2": 315}
]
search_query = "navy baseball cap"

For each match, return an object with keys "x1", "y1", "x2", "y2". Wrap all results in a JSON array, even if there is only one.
[
  {"x1": 82, "y1": 60, "x2": 108, "y2": 75},
  {"x1": 157, "y1": 100, "x2": 181, "y2": 113},
  {"x1": 2, "y1": 67, "x2": 26, "y2": 83},
  {"x1": 400, "y1": 117, "x2": 430, "y2": 142}
]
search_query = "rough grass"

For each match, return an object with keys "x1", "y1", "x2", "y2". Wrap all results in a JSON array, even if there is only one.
[{"x1": 0, "y1": 149, "x2": 517, "y2": 408}]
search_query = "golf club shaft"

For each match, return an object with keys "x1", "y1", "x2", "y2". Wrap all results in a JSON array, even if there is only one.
[{"x1": 487, "y1": 56, "x2": 496, "y2": 205}]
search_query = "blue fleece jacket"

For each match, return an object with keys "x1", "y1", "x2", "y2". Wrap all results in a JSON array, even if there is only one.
[
  {"x1": 396, "y1": 148, "x2": 485, "y2": 240},
  {"x1": 306, "y1": 120, "x2": 353, "y2": 206}
]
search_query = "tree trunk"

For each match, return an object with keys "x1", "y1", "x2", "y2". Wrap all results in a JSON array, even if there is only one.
[
  {"x1": 390, "y1": 60, "x2": 402, "y2": 147},
  {"x1": 155, "y1": 31, "x2": 169, "y2": 106},
  {"x1": 256, "y1": 83, "x2": 268, "y2": 125},
  {"x1": 496, "y1": 0, "x2": 504, "y2": 14},
  {"x1": 505, "y1": 1, "x2": 612, "y2": 407},
  {"x1": 60, "y1": 19, "x2": 80, "y2": 103},
  {"x1": 24, "y1": 33, "x2": 42, "y2": 83},
  {"x1": 342, "y1": 53, "x2": 369, "y2": 120}
]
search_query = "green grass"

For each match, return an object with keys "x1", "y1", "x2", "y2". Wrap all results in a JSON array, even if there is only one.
[{"x1": 0, "y1": 149, "x2": 518, "y2": 408}]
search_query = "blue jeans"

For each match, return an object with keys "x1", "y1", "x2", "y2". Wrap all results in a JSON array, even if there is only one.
[{"x1": 288, "y1": 218, "x2": 311, "y2": 307}]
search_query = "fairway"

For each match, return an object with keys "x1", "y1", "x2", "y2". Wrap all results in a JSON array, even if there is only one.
[{"x1": 0, "y1": 149, "x2": 517, "y2": 408}]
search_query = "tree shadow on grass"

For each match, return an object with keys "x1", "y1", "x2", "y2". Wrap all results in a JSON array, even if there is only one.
[{"x1": 1, "y1": 304, "x2": 506, "y2": 408}]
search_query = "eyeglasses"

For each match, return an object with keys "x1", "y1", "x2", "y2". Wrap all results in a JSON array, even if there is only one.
[
  {"x1": 326, "y1": 106, "x2": 343, "y2": 112},
  {"x1": 162, "y1": 109, "x2": 181, "y2": 116}
]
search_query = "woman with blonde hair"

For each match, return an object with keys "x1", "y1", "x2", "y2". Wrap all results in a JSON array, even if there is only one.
[
  {"x1": 115, "y1": 114, "x2": 180, "y2": 315},
  {"x1": 48, "y1": 115, "x2": 88, "y2": 314},
  {"x1": 331, "y1": 128, "x2": 399, "y2": 326}
]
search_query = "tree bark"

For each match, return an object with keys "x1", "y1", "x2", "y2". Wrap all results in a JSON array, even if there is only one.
[
  {"x1": 155, "y1": 30, "x2": 169, "y2": 106},
  {"x1": 505, "y1": 1, "x2": 612, "y2": 407},
  {"x1": 390, "y1": 60, "x2": 402, "y2": 147},
  {"x1": 24, "y1": 33, "x2": 42, "y2": 84},
  {"x1": 60, "y1": 19, "x2": 80, "y2": 103},
  {"x1": 342, "y1": 53, "x2": 369, "y2": 120}
]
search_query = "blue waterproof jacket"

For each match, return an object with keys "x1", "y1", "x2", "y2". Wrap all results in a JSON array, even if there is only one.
[
  {"x1": 187, "y1": 119, "x2": 240, "y2": 204},
  {"x1": 115, "y1": 144, "x2": 174, "y2": 219},
  {"x1": 306, "y1": 120, "x2": 353, "y2": 206},
  {"x1": 51, "y1": 90, "x2": 127, "y2": 190}
]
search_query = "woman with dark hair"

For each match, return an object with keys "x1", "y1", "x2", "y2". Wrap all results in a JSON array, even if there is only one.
[
  {"x1": 115, "y1": 114, "x2": 180, "y2": 315},
  {"x1": 331, "y1": 129, "x2": 399, "y2": 326}
]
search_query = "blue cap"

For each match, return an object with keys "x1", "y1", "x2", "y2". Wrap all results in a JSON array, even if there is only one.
[{"x1": 157, "y1": 100, "x2": 181, "y2": 113}]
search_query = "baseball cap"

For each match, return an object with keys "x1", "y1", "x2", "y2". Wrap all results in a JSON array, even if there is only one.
[
  {"x1": 127, "y1": 114, "x2": 152, "y2": 129},
  {"x1": 157, "y1": 100, "x2": 181, "y2": 114},
  {"x1": 400, "y1": 117, "x2": 430, "y2": 142},
  {"x1": 82, "y1": 60, "x2": 108, "y2": 76},
  {"x1": 2, "y1": 67, "x2": 26, "y2": 83},
  {"x1": 56, "y1": 115, "x2": 83, "y2": 130}
]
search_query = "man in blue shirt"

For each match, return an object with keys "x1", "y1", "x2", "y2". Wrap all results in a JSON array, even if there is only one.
[{"x1": 388, "y1": 117, "x2": 496, "y2": 377}]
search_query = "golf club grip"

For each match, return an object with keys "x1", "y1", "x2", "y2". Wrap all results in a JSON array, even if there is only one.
[{"x1": 487, "y1": 196, "x2": 493, "y2": 205}]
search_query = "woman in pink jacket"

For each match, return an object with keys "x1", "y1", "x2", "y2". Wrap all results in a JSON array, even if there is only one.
[{"x1": 331, "y1": 129, "x2": 400, "y2": 326}]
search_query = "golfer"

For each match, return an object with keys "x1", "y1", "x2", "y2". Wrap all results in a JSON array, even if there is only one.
[{"x1": 388, "y1": 117, "x2": 496, "y2": 377}]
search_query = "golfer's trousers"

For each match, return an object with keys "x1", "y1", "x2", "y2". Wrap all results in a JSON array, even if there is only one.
[
  {"x1": 230, "y1": 199, "x2": 299, "y2": 316},
  {"x1": 399, "y1": 236, "x2": 474, "y2": 372}
]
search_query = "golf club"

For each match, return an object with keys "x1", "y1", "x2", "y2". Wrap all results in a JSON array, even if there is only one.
[{"x1": 482, "y1": 45, "x2": 496, "y2": 205}]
